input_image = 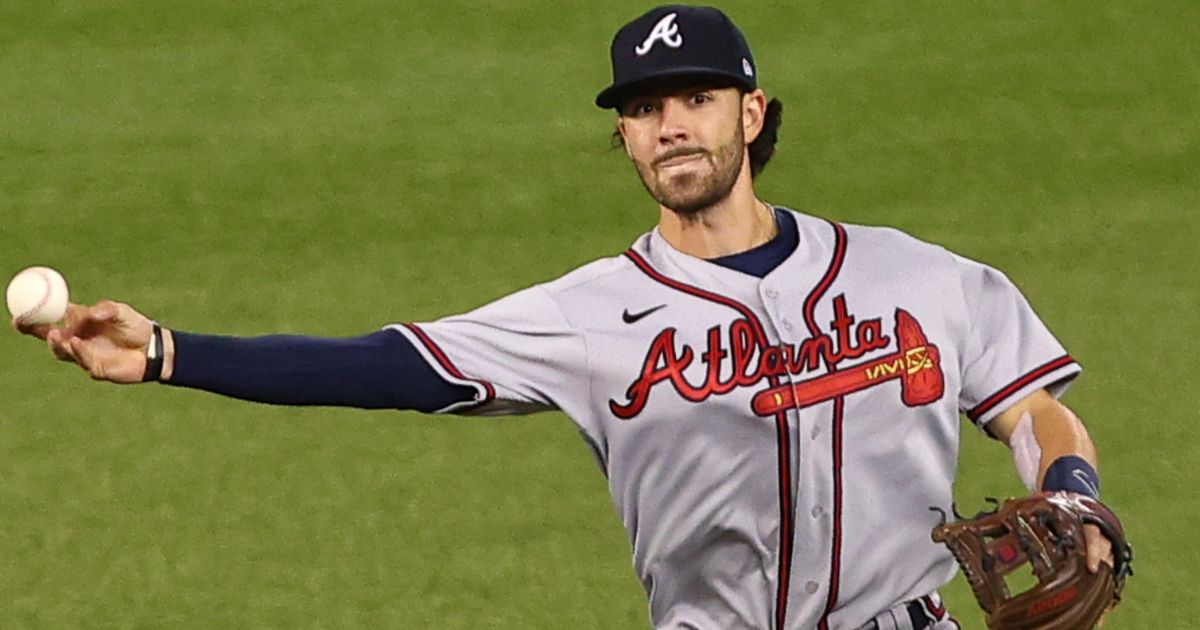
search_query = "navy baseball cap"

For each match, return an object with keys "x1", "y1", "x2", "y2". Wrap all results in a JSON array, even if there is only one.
[{"x1": 595, "y1": 5, "x2": 757, "y2": 109}]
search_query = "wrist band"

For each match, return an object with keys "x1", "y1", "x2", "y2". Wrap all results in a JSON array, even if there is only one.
[
  {"x1": 1041, "y1": 455, "x2": 1100, "y2": 499},
  {"x1": 143, "y1": 323, "x2": 164, "y2": 383}
]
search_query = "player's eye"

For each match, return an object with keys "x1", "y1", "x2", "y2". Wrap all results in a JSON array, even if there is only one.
[
  {"x1": 690, "y1": 92, "x2": 712, "y2": 105},
  {"x1": 623, "y1": 101, "x2": 656, "y2": 117}
]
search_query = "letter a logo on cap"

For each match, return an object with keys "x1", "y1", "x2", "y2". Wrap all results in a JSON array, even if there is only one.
[{"x1": 635, "y1": 12, "x2": 683, "y2": 57}]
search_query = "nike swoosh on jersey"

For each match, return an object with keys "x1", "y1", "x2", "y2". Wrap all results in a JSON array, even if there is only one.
[{"x1": 622, "y1": 304, "x2": 667, "y2": 324}]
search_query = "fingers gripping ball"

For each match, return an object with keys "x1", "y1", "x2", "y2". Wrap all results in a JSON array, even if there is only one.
[
  {"x1": 931, "y1": 493, "x2": 1133, "y2": 629},
  {"x1": 6, "y1": 266, "x2": 70, "y2": 325}
]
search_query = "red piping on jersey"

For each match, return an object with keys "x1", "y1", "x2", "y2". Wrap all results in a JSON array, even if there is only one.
[
  {"x1": 401, "y1": 323, "x2": 497, "y2": 406},
  {"x1": 809, "y1": 221, "x2": 849, "y2": 630},
  {"x1": 803, "y1": 224, "x2": 848, "y2": 343},
  {"x1": 966, "y1": 354, "x2": 1076, "y2": 422},
  {"x1": 622, "y1": 249, "x2": 795, "y2": 630}
]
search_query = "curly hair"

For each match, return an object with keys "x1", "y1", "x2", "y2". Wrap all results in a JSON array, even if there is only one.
[{"x1": 748, "y1": 98, "x2": 782, "y2": 178}]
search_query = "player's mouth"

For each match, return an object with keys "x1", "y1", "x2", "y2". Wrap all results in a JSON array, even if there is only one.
[{"x1": 655, "y1": 152, "x2": 707, "y2": 171}]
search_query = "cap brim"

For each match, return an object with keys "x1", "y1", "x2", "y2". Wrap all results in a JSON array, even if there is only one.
[{"x1": 595, "y1": 68, "x2": 755, "y2": 109}]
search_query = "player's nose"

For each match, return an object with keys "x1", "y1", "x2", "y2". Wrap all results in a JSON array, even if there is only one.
[{"x1": 657, "y1": 97, "x2": 691, "y2": 144}]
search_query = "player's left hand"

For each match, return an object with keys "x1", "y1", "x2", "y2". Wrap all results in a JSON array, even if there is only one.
[{"x1": 1084, "y1": 522, "x2": 1114, "y2": 573}]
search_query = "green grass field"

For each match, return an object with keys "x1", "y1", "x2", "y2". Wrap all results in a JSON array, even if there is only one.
[{"x1": 1, "y1": 1, "x2": 1195, "y2": 627}]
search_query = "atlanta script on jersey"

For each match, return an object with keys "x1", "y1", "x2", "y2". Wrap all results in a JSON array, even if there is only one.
[{"x1": 389, "y1": 208, "x2": 1080, "y2": 629}]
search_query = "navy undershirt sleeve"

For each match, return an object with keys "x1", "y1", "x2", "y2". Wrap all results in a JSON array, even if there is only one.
[{"x1": 166, "y1": 329, "x2": 477, "y2": 412}]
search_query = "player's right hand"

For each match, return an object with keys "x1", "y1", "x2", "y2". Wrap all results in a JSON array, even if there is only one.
[{"x1": 12, "y1": 300, "x2": 156, "y2": 384}]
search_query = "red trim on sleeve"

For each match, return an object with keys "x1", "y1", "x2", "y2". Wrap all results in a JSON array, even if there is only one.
[
  {"x1": 966, "y1": 354, "x2": 1076, "y2": 422},
  {"x1": 401, "y1": 323, "x2": 497, "y2": 404}
]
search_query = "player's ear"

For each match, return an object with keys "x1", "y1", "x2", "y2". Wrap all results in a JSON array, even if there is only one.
[
  {"x1": 616, "y1": 118, "x2": 634, "y2": 160},
  {"x1": 742, "y1": 89, "x2": 767, "y2": 144}
]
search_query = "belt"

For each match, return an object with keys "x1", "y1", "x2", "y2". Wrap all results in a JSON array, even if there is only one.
[{"x1": 859, "y1": 594, "x2": 949, "y2": 630}]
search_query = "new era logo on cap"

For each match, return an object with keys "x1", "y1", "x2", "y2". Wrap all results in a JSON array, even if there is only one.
[
  {"x1": 635, "y1": 12, "x2": 684, "y2": 56},
  {"x1": 596, "y1": 5, "x2": 759, "y2": 109}
]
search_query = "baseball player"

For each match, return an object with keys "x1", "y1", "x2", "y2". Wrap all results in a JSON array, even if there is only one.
[{"x1": 15, "y1": 5, "x2": 1117, "y2": 629}]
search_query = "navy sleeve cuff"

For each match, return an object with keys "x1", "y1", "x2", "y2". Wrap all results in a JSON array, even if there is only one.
[{"x1": 1041, "y1": 455, "x2": 1101, "y2": 499}]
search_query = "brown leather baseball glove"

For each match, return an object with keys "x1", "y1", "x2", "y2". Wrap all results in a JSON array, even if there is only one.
[{"x1": 931, "y1": 492, "x2": 1133, "y2": 629}]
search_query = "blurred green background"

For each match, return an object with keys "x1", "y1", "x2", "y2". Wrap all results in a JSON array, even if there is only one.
[{"x1": 1, "y1": 1, "x2": 1194, "y2": 627}]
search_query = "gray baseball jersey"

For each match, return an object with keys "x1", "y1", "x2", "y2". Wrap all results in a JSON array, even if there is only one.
[{"x1": 388, "y1": 208, "x2": 1080, "y2": 629}]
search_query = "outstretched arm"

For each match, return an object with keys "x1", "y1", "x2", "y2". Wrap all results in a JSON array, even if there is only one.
[
  {"x1": 986, "y1": 388, "x2": 1112, "y2": 572},
  {"x1": 13, "y1": 300, "x2": 476, "y2": 411}
]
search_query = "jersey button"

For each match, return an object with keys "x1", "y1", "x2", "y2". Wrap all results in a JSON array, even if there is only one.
[
  {"x1": 805, "y1": 581, "x2": 820, "y2": 594},
  {"x1": 811, "y1": 426, "x2": 820, "y2": 440},
  {"x1": 811, "y1": 505, "x2": 823, "y2": 518},
  {"x1": 782, "y1": 320, "x2": 793, "y2": 330},
  {"x1": 765, "y1": 289, "x2": 779, "y2": 299}
]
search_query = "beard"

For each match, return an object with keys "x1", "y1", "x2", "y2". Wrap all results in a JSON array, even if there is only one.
[{"x1": 632, "y1": 116, "x2": 746, "y2": 217}]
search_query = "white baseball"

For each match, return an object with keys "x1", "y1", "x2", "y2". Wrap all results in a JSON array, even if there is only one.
[{"x1": 6, "y1": 266, "x2": 70, "y2": 325}]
